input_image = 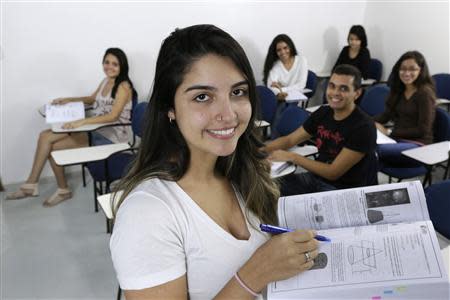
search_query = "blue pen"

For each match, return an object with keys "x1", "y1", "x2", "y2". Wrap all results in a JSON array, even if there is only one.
[{"x1": 260, "y1": 224, "x2": 331, "y2": 242}]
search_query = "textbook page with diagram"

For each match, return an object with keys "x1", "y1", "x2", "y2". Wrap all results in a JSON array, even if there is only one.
[{"x1": 268, "y1": 181, "x2": 449, "y2": 299}]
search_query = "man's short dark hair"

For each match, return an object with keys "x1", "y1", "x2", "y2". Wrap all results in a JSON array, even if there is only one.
[{"x1": 332, "y1": 64, "x2": 362, "y2": 90}]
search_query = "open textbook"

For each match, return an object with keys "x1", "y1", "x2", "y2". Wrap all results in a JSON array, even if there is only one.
[{"x1": 269, "y1": 181, "x2": 449, "y2": 299}]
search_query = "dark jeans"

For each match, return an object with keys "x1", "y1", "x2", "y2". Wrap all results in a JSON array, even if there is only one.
[
  {"x1": 377, "y1": 141, "x2": 422, "y2": 167},
  {"x1": 91, "y1": 132, "x2": 113, "y2": 146},
  {"x1": 279, "y1": 172, "x2": 337, "y2": 196}
]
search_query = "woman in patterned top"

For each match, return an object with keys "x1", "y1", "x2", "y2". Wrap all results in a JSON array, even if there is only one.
[{"x1": 6, "y1": 48, "x2": 137, "y2": 206}]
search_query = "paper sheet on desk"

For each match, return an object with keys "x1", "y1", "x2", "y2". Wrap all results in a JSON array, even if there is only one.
[
  {"x1": 285, "y1": 90, "x2": 307, "y2": 102},
  {"x1": 45, "y1": 102, "x2": 85, "y2": 124},
  {"x1": 377, "y1": 129, "x2": 397, "y2": 144},
  {"x1": 271, "y1": 161, "x2": 291, "y2": 175}
]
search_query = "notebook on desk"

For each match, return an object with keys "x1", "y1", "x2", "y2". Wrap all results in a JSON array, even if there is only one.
[
  {"x1": 45, "y1": 102, "x2": 85, "y2": 123},
  {"x1": 285, "y1": 90, "x2": 308, "y2": 103}
]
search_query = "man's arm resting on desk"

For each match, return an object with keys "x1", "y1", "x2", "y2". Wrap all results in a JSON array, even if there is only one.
[
  {"x1": 263, "y1": 127, "x2": 312, "y2": 153},
  {"x1": 275, "y1": 147, "x2": 365, "y2": 181}
]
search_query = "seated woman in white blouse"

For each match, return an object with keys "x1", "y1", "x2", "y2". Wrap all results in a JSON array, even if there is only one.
[
  {"x1": 263, "y1": 34, "x2": 308, "y2": 138},
  {"x1": 263, "y1": 34, "x2": 308, "y2": 102}
]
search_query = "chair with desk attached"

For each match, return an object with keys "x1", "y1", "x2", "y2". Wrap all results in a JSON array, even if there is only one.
[
  {"x1": 380, "y1": 107, "x2": 450, "y2": 185},
  {"x1": 425, "y1": 180, "x2": 450, "y2": 240},
  {"x1": 80, "y1": 95, "x2": 139, "y2": 187},
  {"x1": 85, "y1": 101, "x2": 146, "y2": 212},
  {"x1": 359, "y1": 84, "x2": 390, "y2": 117},
  {"x1": 256, "y1": 85, "x2": 277, "y2": 139},
  {"x1": 432, "y1": 73, "x2": 450, "y2": 111},
  {"x1": 276, "y1": 105, "x2": 310, "y2": 137},
  {"x1": 303, "y1": 70, "x2": 318, "y2": 108},
  {"x1": 51, "y1": 101, "x2": 148, "y2": 212},
  {"x1": 368, "y1": 58, "x2": 383, "y2": 83}
]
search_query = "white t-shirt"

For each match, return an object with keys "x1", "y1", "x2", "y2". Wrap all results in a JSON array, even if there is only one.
[
  {"x1": 110, "y1": 178, "x2": 269, "y2": 299},
  {"x1": 267, "y1": 54, "x2": 308, "y2": 96}
]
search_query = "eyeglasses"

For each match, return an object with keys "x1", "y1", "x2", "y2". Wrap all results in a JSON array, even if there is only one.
[{"x1": 399, "y1": 68, "x2": 420, "y2": 74}]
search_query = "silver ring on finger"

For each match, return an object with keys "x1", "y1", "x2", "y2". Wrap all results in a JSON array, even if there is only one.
[{"x1": 304, "y1": 251, "x2": 311, "y2": 262}]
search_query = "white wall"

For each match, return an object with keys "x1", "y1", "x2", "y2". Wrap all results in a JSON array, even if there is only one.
[
  {"x1": 364, "y1": 1, "x2": 449, "y2": 79},
  {"x1": 1, "y1": 1, "x2": 448, "y2": 184}
]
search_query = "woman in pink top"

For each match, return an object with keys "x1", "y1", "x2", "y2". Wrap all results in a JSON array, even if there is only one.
[{"x1": 6, "y1": 48, "x2": 137, "y2": 207}]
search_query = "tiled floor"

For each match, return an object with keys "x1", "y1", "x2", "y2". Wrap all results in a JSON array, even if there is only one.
[{"x1": 1, "y1": 175, "x2": 118, "y2": 299}]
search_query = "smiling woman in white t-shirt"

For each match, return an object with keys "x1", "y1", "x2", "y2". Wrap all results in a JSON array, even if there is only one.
[{"x1": 110, "y1": 25, "x2": 319, "y2": 300}]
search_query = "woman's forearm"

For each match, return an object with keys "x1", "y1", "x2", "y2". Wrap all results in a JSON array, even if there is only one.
[{"x1": 65, "y1": 96, "x2": 95, "y2": 105}]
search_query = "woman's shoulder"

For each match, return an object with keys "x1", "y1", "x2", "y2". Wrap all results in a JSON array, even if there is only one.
[
  {"x1": 341, "y1": 45, "x2": 350, "y2": 53},
  {"x1": 272, "y1": 59, "x2": 283, "y2": 69},
  {"x1": 360, "y1": 47, "x2": 370, "y2": 57},
  {"x1": 118, "y1": 80, "x2": 132, "y2": 91},
  {"x1": 416, "y1": 86, "x2": 436, "y2": 102},
  {"x1": 294, "y1": 54, "x2": 307, "y2": 64},
  {"x1": 116, "y1": 178, "x2": 179, "y2": 219}
]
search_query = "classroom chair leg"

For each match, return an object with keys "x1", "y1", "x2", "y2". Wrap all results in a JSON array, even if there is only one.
[
  {"x1": 117, "y1": 286, "x2": 122, "y2": 300},
  {"x1": 82, "y1": 164, "x2": 86, "y2": 187}
]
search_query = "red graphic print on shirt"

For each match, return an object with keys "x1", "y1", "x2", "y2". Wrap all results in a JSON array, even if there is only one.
[{"x1": 316, "y1": 125, "x2": 344, "y2": 156}]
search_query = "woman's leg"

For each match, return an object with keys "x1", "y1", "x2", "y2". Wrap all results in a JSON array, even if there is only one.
[
  {"x1": 26, "y1": 129, "x2": 70, "y2": 183},
  {"x1": 7, "y1": 130, "x2": 87, "y2": 200},
  {"x1": 43, "y1": 133, "x2": 88, "y2": 207},
  {"x1": 48, "y1": 133, "x2": 88, "y2": 189}
]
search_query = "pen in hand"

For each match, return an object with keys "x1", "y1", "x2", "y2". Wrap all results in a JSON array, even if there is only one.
[{"x1": 260, "y1": 224, "x2": 331, "y2": 242}]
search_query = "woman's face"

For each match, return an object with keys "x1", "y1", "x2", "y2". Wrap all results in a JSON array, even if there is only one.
[
  {"x1": 348, "y1": 34, "x2": 362, "y2": 50},
  {"x1": 169, "y1": 54, "x2": 252, "y2": 160},
  {"x1": 276, "y1": 41, "x2": 292, "y2": 63},
  {"x1": 103, "y1": 54, "x2": 120, "y2": 79},
  {"x1": 399, "y1": 58, "x2": 421, "y2": 86}
]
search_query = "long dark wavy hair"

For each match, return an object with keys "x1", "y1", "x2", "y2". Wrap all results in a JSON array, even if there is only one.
[
  {"x1": 386, "y1": 50, "x2": 435, "y2": 108},
  {"x1": 103, "y1": 48, "x2": 137, "y2": 100},
  {"x1": 114, "y1": 25, "x2": 279, "y2": 226},
  {"x1": 262, "y1": 34, "x2": 298, "y2": 85}
]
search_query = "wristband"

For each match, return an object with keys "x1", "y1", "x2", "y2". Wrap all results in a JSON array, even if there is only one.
[{"x1": 234, "y1": 272, "x2": 260, "y2": 297}]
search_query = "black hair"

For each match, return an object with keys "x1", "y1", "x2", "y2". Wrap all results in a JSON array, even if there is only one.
[
  {"x1": 103, "y1": 48, "x2": 137, "y2": 100},
  {"x1": 387, "y1": 50, "x2": 435, "y2": 107},
  {"x1": 348, "y1": 25, "x2": 368, "y2": 49},
  {"x1": 263, "y1": 34, "x2": 298, "y2": 84},
  {"x1": 115, "y1": 24, "x2": 279, "y2": 226},
  {"x1": 332, "y1": 64, "x2": 362, "y2": 90}
]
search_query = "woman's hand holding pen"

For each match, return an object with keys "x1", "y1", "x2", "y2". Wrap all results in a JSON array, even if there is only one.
[{"x1": 238, "y1": 229, "x2": 320, "y2": 293}]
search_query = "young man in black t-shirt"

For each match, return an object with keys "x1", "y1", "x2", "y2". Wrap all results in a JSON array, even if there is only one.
[{"x1": 263, "y1": 64, "x2": 378, "y2": 195}]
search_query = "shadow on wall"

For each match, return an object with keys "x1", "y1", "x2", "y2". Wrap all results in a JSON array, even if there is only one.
[
  {"x1": 367, "y1": 25, "x2": 385, "y2": 80},
  {"x1": 237, "y1": 37, "x2": 265, "y2": 85},
  {"x1": 321, "y1": 27, "x2": 340, "y2": 74}
]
